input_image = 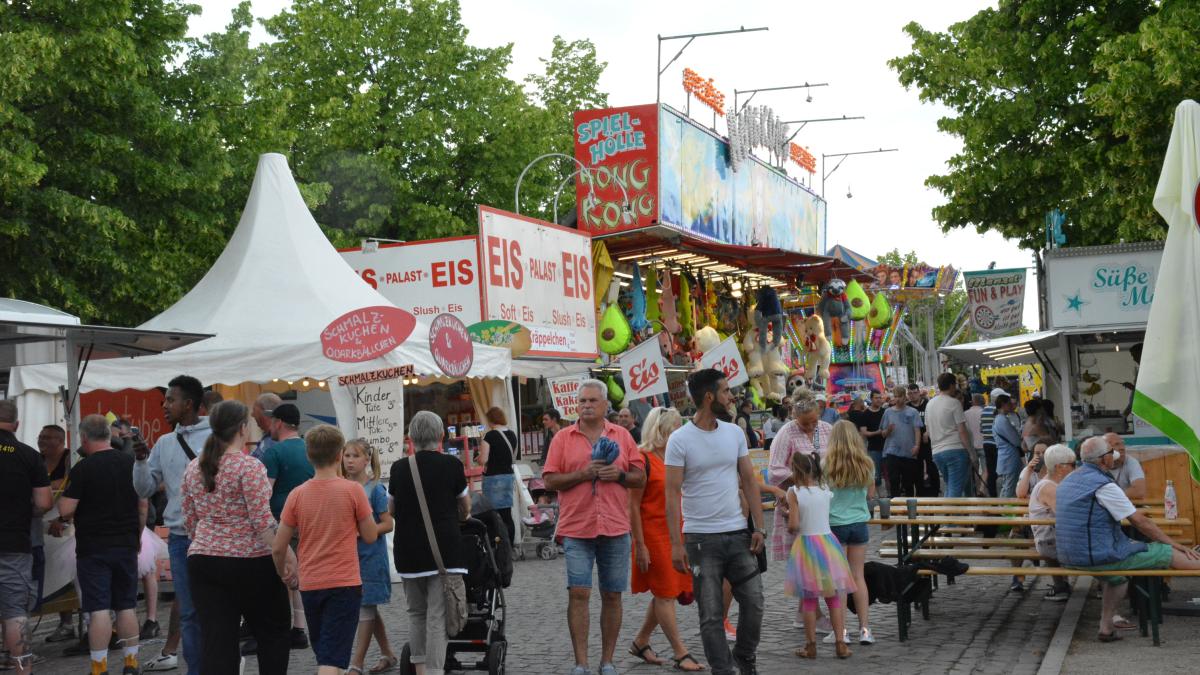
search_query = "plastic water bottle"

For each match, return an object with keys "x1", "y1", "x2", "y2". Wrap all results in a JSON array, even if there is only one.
[{"x1": 1165, "y1": 480, "x2": 1178, "y2": 520}]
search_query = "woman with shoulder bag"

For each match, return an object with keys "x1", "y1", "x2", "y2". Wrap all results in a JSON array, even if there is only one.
[
  {"x1": 479, "y1": 407, "x2": 518, "y2": 543},
  {"x1": 389, "y1": 411, "x2": 471, "y2": 675}
]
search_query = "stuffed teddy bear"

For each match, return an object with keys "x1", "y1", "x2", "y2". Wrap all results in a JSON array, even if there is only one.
[
  {"x1": 816, "y1": 279, "x2": 850, "y2": 347},
  {"x1": 741, "y1": 324, "x2": 764, "y2": 380},
  {"x1": 802, "y1": 314, "x2": 832, "y2": 389},
  {"x1": 692, "y1": 325, "x2": 722, "y2": 361}
]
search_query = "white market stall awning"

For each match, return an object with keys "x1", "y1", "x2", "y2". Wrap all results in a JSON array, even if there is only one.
[
  {"x1": 939, "y1": 330, "x2": 1063, "y2": 367},
  {"x1": 9, "y1": 153, "x2": 510, "y2": 398}
]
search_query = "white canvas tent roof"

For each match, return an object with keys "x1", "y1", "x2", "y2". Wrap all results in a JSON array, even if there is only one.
[{"x1": 9, "y1": 153, "x2": 510, "y2": 397}]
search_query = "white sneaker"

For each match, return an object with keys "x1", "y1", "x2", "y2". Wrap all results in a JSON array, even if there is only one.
[
  {"x1": 822, "y1": 629, "x2": 849, "y2": 644},
  {"x1": 791, "y1": 620, "x2": 804, "y2": 629},
  {"x1": 859, "y1": 627, "x2": 876, "y2": 645},
  {"x1": 143, "y1": 651, "x2": 178, "y2": 671}
]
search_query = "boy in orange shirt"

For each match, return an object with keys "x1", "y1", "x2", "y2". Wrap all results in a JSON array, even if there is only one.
[{"x1": 273, "y1": 425, "x2": 377, "y2": 674}]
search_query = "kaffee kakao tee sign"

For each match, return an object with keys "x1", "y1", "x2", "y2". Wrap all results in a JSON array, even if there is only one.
[{"x1": 321, "y1": 306, "x2": 416, "y2": 363}]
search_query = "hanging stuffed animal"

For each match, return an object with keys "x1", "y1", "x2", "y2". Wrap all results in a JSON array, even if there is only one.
[
  {"x1": 592, "y1": 240, "x2": 614, "y2": 311},
  {"x1": 754, "y1": 286, "x2": 786, "y2": 351},
  {"x1": 816, "y1": 279, "x2": 850, "y2": 347},
  {"x1": 692, "y1": 325, "x2": 721, "y2": 361},
  {"x1": 702, "y1": 277, "x2": 719, "y2": 328},
  {"x1": 628, "y1": 265, "x2": 650, "y2": 334},
  {"x1": 742, "y1": 304, "x2": 764, "y2": 380},
  {"x1": 801, "y1": 314, "x2": 832, "y2": 389},
  {"x1": 677, "y1": 273, "x2": 695, "y2": 338},
  {"x1": 644, "y1": 265, "x2": 661, "y2": 326}
]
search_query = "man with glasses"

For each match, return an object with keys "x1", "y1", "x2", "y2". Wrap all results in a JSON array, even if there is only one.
[{"x1": 543, "y1": 380, "x2": 646, "y2": 675}]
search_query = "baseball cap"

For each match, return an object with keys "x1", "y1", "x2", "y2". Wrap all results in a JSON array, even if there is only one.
[
  {"x1": 271, "y1": 403, "x2": 300, "y2": 427},
  {"x1": 815, "y1": 393, "x2": 828, "y2": 402},
  {"x1": 990, "y1": 388, "x2": 1007, "y2": 401}
]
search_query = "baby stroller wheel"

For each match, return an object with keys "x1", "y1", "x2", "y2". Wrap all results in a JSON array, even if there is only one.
[
  {"x1": 398, "y1": 643, "x2": 416, "y2": 675},
  {"x1": 487, "y1": 640, "x2": 506, "y2": 675},
  {"x1": 537, "y1": 543, "x2": 557, "y2": 561}
]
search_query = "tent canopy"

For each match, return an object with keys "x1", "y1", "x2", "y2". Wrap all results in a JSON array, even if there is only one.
[
  {"x1": 10, "y1": 153, "x2": 510, "y2": 397},
  {"x1": 825, "y1": 244, "x2": 878, "y2": 271},
  {"x1": 939, "y1": 330, "x2": 1063, "y2": 367}
]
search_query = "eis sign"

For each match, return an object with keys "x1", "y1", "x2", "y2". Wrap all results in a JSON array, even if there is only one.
[{"x1": 574, "y1": 104, "x2": 659, "y2": 235}]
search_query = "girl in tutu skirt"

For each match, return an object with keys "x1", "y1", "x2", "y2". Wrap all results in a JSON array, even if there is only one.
[{"x1": 784, "y1": 452, "x2": 856, "y2": 660}]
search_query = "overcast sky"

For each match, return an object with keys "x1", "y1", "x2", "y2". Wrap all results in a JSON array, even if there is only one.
[{"x1": 188, "y1": 0, "x2": 1039, "y2": 329}]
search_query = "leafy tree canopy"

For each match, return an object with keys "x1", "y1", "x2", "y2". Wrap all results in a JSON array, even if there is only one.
[
  {"x1": 1, "y1": 0, "x2": 608, "y2": 323},
  {"x1": 890, "y1": 0, "x2": 1197, "y2": 249}
]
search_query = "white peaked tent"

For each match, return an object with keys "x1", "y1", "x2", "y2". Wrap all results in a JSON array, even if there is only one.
[{"x1": 10, "y1": 154, "x2": 512, "y2": 441}]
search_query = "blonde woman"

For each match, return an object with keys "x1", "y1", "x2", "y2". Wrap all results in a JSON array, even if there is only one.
[
  {"x1": 823, "y1": 420, "x2": 878, "y2": 645},
  {"x1": 627, "y1": 407, "x2": 705, "y2": 671}
]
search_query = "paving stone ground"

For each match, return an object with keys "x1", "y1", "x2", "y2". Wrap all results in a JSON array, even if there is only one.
[{"x1": 29, "y1": 526, "x2": 1068, "y2": 675}]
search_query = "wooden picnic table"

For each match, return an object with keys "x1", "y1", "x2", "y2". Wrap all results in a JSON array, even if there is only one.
[
  {"x1": 868, "y1": 513, "x2": 1191, "y2": 641},
  {"x1": 892, "y1": 505, "x2": 1165, "y2": 516},
  {"x1": 886, "y1": 496, "x2": 1164, "y2": 506}
]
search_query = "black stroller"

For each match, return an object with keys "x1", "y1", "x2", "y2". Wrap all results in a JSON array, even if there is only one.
[{"x1": 400, "y1": 504, "x2": 511, "y2": 674}]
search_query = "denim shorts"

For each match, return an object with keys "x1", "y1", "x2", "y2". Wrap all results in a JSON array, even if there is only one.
[
  {"x1": 0, "y1": 553, "x2": 36, "y2": 620},
  {"x1": 301, "y1": 585, "x2": 363, "y2": 668},
  {"x1": 77, "y1": 548, "x2": 138, "y2": 613},
  {"x1": 830, "y1": 522, "x2": 870, "y2": 546},
  {"x1": 563, "y1": 534, "x2": 631, "y2": 593}
]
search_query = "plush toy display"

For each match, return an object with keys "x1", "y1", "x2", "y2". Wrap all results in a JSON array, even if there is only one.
[
  {"x1": 742, "y1": 322, "x2": 764, "y2": 380},
  {"x1": 801, "y1": 314, "x2": 832, "y2": 388},
  {"x1": 754, "y1": 286, "x2": 786, "y2": 350},
  {"x1": 762, "y1": 348, "x2": 788, "y2": 402},
  {"x1": 816, "y1": 279, "x2": 850, "y2": 347},
  {"x1": 628, "y1": 265, "x2": 650, "y2": 333},
  {"x1": 693, "y1": 325, "x2": 721, "y2": 360}
]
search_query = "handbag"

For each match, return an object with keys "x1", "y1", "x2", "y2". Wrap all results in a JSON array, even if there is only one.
[{"x1": 408, "y1": 454, "x2": 469, "y2": 638}]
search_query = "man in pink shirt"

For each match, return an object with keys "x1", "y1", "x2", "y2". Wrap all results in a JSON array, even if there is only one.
[{"x1": 544, "y1": 379, "x2": 646, "y2": 675}]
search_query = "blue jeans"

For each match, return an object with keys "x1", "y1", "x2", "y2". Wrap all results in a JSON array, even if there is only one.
[
  {"x1": 998, "y1": 472, "x2": 1021, "y2": 498},
  {"x1": 933, "y1": 449, "x2": 971, "y2": 498},
  {"x1": 563, "y1": 534, "x2": 631, "y2": 592},
  {"x1": 868, "y1": 450, "x2": 883, "y2": 487},
  {"x1": 170, "y1": 533, "x2": 202, "y2": 674},
  {"x1": 685, "y1": 531, "x2": 763, "y2": 675}
]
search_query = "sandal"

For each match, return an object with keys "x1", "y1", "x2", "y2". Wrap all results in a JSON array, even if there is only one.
[
  {"x1": 672, "y1": 653, "x2": 706, "y2": 671},
  {"x1": 793, "y1": 642, "x2": 817, "y2": 659},
  {"x1": 1111, "y1": 615, "x2": 1136, "y2": 631},
  {"x1": 629, "y1": 641, "x2": 663, "y2": 665},
  {"x1": 1098, "y1": 632, "x2": 1123, "y2": 643},
  {"x1": 369, "y1": 654, "x2": 398, "y2": 673},
  {"x1": 347, "y1": 668, "x2": 364, "y2": 675},
  {"x1": 835, "y1": 641, "x2": 852, "y2": 659}
]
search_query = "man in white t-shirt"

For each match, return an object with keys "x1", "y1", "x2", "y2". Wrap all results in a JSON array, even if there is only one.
[
  {"x1": 665, "y1": 369, "x2": 764, "y2": 675},
  {"x1": 925, "y1": 373, "x2": 975, "y2": 497}
]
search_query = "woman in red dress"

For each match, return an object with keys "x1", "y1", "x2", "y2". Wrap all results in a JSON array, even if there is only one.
[{"x1": 627, "y1": 407, "x2": 706, "y2": 671}]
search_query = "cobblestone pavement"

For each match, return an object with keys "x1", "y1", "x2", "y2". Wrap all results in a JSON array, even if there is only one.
[{"x1": 30, "y1": 528, "x2": 1066, "y2": 674}]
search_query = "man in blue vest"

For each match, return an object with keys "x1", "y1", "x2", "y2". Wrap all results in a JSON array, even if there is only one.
[{"x1": 1055, "y1": 436, "x2": 1200, "y2": 641}]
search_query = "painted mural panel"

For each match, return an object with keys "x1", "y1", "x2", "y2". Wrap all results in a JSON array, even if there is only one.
[{"x1": 657, "y1": 106, "x2": 825, "y2": 255}]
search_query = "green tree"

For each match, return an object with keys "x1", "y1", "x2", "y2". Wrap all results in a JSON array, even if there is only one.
[
  {"x1": 875, "y1": 248, "x2": 920, "y2": 268},
  {"x1": 0, "y1": 0, "x2": 232, "y2": 325},
  {"x1": 261, "y1": 0, "x2": 607, "y2": 244},
  {"x1": 889, "y1": 1, "x2": 1191, "y2": 249}
]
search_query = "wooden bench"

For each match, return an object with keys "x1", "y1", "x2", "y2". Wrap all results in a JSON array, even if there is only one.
[
  {"x1": 887, "y1": 497, "x2": 1165, "y2": 506},
  {"x1": 909, "y1": 567, "x2": 1200, "y2": 645}
]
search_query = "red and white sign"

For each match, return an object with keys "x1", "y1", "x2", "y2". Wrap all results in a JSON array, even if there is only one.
[
  {"x1": 429, "y1": 313, "x2": 473, "y2": 377},
  {"x1": 340, "y1": 237, "x2": 482, "y2": 325},
  {"x1": 546, "y1": 373, "x2": 587, "y2": 419},
  {"x1": 321, "y1": 306, "x2": 415, "y2": 363},
  {"x1": 699, "y1": 336, "x2": 749, "y2": 387},
  {"x1": 477, "y1": 206, "x2": 597, "y2": 359},
  {"x1": 618, "y1": 337, "x2": 668, "y2": 400}
]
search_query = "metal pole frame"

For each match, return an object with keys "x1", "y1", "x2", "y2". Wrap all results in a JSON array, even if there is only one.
[
  {"x1": 820, "y1": 148, "x2": 899, "y2": 199},
  {"x1": 733, "y1": 82, "x2": 828, "y2": 114},
  {"x1": 656, "y1": 26, "x2": 769, "y2": 106},
  {"x1": 515, "y1": 152, "x2": 631, "y2": 223}
]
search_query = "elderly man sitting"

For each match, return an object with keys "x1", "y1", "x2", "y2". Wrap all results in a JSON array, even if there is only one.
[{"x1": 1055, "y1": 436, "x2": 1200, "y2": 641}]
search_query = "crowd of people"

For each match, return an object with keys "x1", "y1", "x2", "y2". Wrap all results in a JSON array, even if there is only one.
[{"x1": 3, "y1": 365, "x2": 1199, "y2": 675}]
